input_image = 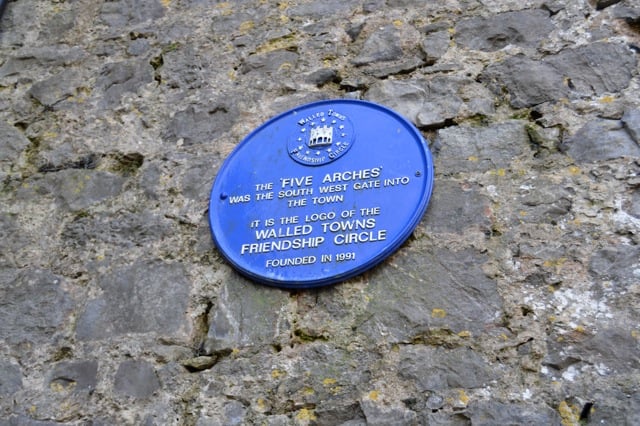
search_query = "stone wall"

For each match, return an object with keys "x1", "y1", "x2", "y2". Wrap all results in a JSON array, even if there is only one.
[{"x1": 1, "y1": 0, "x2": 639, "y2": 424}]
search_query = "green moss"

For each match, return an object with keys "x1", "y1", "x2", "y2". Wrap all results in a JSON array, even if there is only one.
[
  {"x1": 510, "y1": 109, "x2": 531, "y2": 120},
  {"x1": 411, "y1": 328, "x2": 465, "y2": 348},
  {"x1": 293, "y1": 328, "x2": 328, "y2": 343},
  {"x1": 102, "y1": 152, "x2": 144, "y2": 176},
  {"x1": 162, "y1": 42, "x2": 181, "y2": 53},
  {"x1": 255, "y1": 32, "x2": 299, "y2": 54}
]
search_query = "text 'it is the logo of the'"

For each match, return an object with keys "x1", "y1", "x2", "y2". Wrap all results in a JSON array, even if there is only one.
[{"x1": 288, "y1": 108, "x2": 355, "y2": 166}]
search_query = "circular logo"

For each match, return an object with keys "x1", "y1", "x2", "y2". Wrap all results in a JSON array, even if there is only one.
[{"x1": 288, "y1": 108, "x2": 355, "y2": 166}]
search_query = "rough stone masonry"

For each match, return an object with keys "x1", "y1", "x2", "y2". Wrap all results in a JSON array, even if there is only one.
[{"x1": 0, "y1": 0, "x2": 639, "y2": 425}]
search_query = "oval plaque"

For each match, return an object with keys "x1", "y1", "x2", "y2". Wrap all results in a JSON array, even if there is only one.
[{"x1": 209, "y1": 99, "x2": 434, "y2": 289}]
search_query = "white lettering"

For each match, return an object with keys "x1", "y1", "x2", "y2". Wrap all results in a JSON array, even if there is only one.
[
  {"x1": 322, "y1": 167, "x2": 381, "y2": 183},
  {"x1": 266, "y1": 256, "x2": 317, "y2": 267},
  {"x1": 333, "y1": 230, "x2": 387, "y2": 245}
]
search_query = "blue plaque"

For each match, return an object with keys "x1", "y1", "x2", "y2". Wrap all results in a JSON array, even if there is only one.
[{"x1": 209, "y1": 99, "x2": 434, "y2": 288}]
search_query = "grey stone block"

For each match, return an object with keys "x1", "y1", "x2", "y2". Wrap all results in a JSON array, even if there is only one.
[
  {"x1": 48, "y1": 360, "x2": 98, "y2": 393},
  {"x1": 467, "y1": 401, "x2": 562, "y2": 426},
  {"x1": 0, "y1": 361, "x2": 23, "y2": 395},
  {"x1": 76, "y1": 260, "x2": 191, "y2": 341},
  {"x1": 204, "y1": 275, "x2": 290, "y2": 353},
  {"x1": 455, "y1": 9, "x2": 554, "y2": 51},
  {"x1": 423, "y1": 180, "x2": 492, "y2": 234},
  {"x1": 399, "y1": 346, "x2": 496, "y2": 391},
  {"x1": 436, "y1": 121, "x2": 530, "y2": 173},
  {"x1": 482, "y1": 42, "x2": 637, "y2": 108},
  {"x1": 42, "y1": 169, "x2": 125, "y2": 212},
  {"x1": 353, "y1": 26, "x2": 404, "y2": 66},
  {"x1": 0, "y1": 121, "x2": 30, "y2": 164},
  {"x1": 358, "y1": 247, "x2": 502, "y2": 342},
  {"x1": 113, "y1": 360, "x2": 160, "y2": 398},
  {"x1": 561, "y1": 119, "x2": 640, "y2": 163},
  {"x1": 0, "y1": 268, "x2": 72, "y2": 344}
]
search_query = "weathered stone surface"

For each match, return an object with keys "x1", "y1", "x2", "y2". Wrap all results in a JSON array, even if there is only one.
[
  {"x1": 560, "y1": 118, "x2": 640, "y2": 163},
  {"x1": 467, "y1": 401, "x2": 562, "y2": 425},
  {"x1": 1, "y1": 416, "x2": 60, "y2": 426},
  {"x1": 545, "y1": 42, "x2": 637, "y2": 97},
  {"x1": 359, "y1": 247, "x2": 502, "y2": 342},
  {"x1": 353, "y1": 26, "x2": 403, "y2": 66},
  {"x1": 481, "y1": 56, "x2": 566, "y2": 108},
  {"x1": 220, "y1": 400, "x2": 247, "y2": 425},
  {"x1": 0, "y1": 361, "x2": 23, "y2": 395},
  {"x1": 612, "y1": 1, "x2": 640, "y2": 23},
  {"x1": 482, "y1": 42, "x2": 637, "y2": 107},
  {"x1": 423, "y1": 180, "x2": 492, "y2": 233},
  {"x1": 305, "y1": 68, "x2": 338, "y2": 87},
  {"x1": 589, "y1": 0, "x2": 623, "y2": 10},
  {"x1": 61, "y1": 210, "x2": 173, "y2": 248},
  {"x1": 436, "y1": 120, "x2": 530, "y2": 173},
  {"x1": 196, "y1": 343, "x2": 374, "y2": 424},
  {"x1": 38, "y1": 9, "x2": 76, "y2": 41},
  {"x1": 414, "y1": 75, "x2": 464, "y2": 128},
  {"x1": 269, "y1": 343, "x2": 376, "y2": 422},
  {"x1": 42, "y1": 170, "x2": 126, "y2": 212},
  {"x1": 162, "y1": 102, "x2": 236, "y2": 146},
  {"x1": 180, "y1": 356, "x2": 217, "y2": 372},
  {"x1": 365, "y1": 76, "x2": 493, "y2": 129},
  {"x1": 113, "y1": 360, "x2": 160, "y2": 398},
  {"x1": 76, "y1": 260, "x2": 191, "y2": 341},
  {"x1": 362, "y1": 56, "x2": 425, "y2": 78},
  {"x1": 364, "y1": 79, "x2": 426, "y2": 124},
  {"x1": 204, "y1": 276, "x2": 290, "y2": 353},
  {"x1": 95, "y1": 60, "x2": 154, "y2": 109},
  {"x1": 546, "y1": 324, "x2": 640, "y2": 386},
  {"x1": 517, "y1": 178, "x2": 573, "y2": 224},
  {"x1": 421, "y1": 30, "x2": 450, "y2": 65},
  {"x1": 399, "y1": 346, "x2": 496, "y2": 391},
  {"x1": 195, "y1": 403, "x2": 252, "y2": 426},
  {"x1": 240, "y1": 50, "x2": 299, "y2": 75},
  {"x1": 455, "y1": 9, "x2": 554, "y2": 51},
  {"x1": 362, "y1": 0, "x2": 384, "y2": 13},
  {"x1": 99, "y1": 0, "x2": 165, "y2": 28},
  {"x1": 360, "y1": 398, "x2": 417, "y2": 425},
  {"x1": 159, "y1": 44, "x2": 208, "y2": 90},
  {"x1": 178, "y1": 154, "x2": 219, "y2": 200},
  {"x1": 287, "y1": 0, "x2": 356, "y2": 18},
  {"x1": 0, "y1": 121, "x2": 30, "y2": 172},
  {"x1": 590, "y1": 244, "x2": 640, "y2": 289},
  {"x1": 48, "y1": 360, "x2": 98, "y2": 393},
  {"x1": 574, "y1": 328, "x2": 640, "y2": 372},
  {"x1": 588, "y1": 390, "x2": 640, "y2": 425},
  {"x1": 625, "y1": 188, "x2": 640, "y2": 218},
  {"x1": 28, "y1": 69, "x2": 83, "y2": 109},
  {"x1": 421, "y1": 411, "x2": 472, "y2": 425},
  {"x1": 0, "y1": 213, "x2": 31, "y2": 268},
  {"x1": 0, "y1": 46, "x2": 86, "y2": 78},
  {"x1": 0, "y1": 268, "x2": 72, "y2": 344},
  {"x1": 622, "y1": 108, "x2": 640, "y2": 143}
]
